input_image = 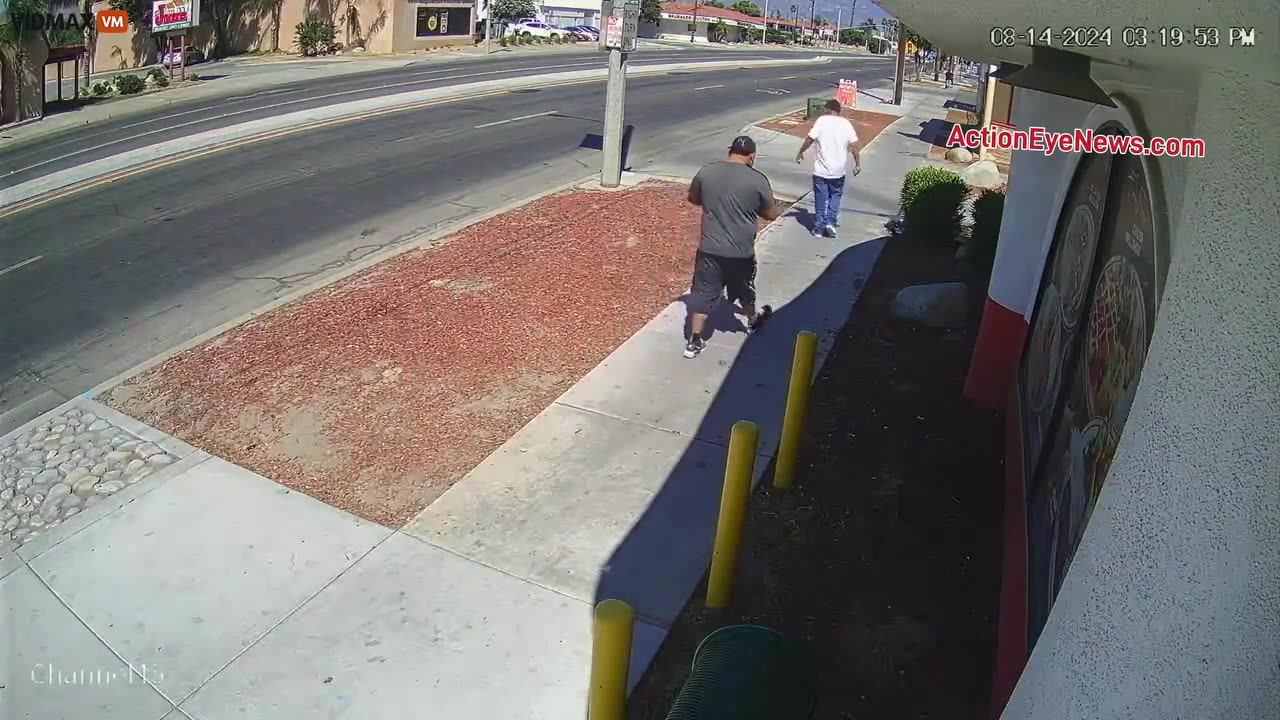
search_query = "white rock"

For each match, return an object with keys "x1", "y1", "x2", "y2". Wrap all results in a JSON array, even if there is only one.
[
  {"x1": 77, "y1": 458, "x2": 93, "y2": 468},
  {"x1": 124, "y1": 459, "x2": 146, "y2": 475},
  {"x1": 117, "y1": 439, "x2": 143, "y2": 452},
  {"x1": 102, "y1": 470, "x2": 123, "y2": 484},
  {"x1": 106, "y1": 450, "x2": 132, "y2": 465},
  {"x1": 945, "y1": 146, "x2": 974, "y2": 162},
  {"x1": 0, "y1": 488, "x2": 13, "y2": 502},
  {"x1": 126, "y1": 470, "x2": 150, "y2": 485},
  {"x1": 60, "y1": 436, "x2": 78, "y2": 446},
  {"x1": 88, "y1": 420, "x2": 112, "y2": 432},
  {"x1": 28, "y1": 433, "x2": 44, "y2": 444},
  {"x1": 40, "y1": 502, "x2": 62, "y2": 521},
  {"x1": 63, "y1": 494, "x2": 82, "y2": 509},
  {"x1": 63, "y1": 507, "x2": 81, "y2": 519},
  {"x1": 34, "y1": 469, "x2": 60, "y2": 485},
  {"x1": 135, "y1": 443, "x2": 163, "y2": 459},
  {"x1": 148, "y1": 454, "x2": 174, "y2": 466},
  {"x1": 57, "y1": 461, "x2": 76, "y2": 474},
  {"x1": 29, "y1": 515, "x2": 46, "y2": 528},
  {"x1": 892, "y1": 282, "x2": 972, "y2": 329},
  {"x1": 11, "y1": 496, "x2": 33, "y2": 513},
  {"x1": 3, "y1": 514, "x2": 19, "y2": 531},
  {"x1": 90, "y1": 463, "x2": 109, "y2": 477},
  {"x1": 73, "y1": 478, "x2": 99, "y2": 498},
  {"x1": 80, "y1": 413, "x2": 99, "y2": 425},
  {"x1": 95, "y1": 480, "x2": 125, "y2": 495},
  {"x1": 110, "y1": 435, "x2": 131, "y2": 448},
  {"x1": 15, "y1": 477, "x2": 32, "y2": 491},
  {"x1": 47, "y1": 483, "x2": 71, "y2": 499},
  {"x1": 51, "y1": 424, "x2": 67, "y2": 434},
  {"x1": 87, "y1": 448, "x2": 106, "y2": 460},
  {"x1": 961, "y1": 159, "x2": 1002, "y2": 189},
  {"x1": 0, "y1": 507, "x2": 12, "y2": 521}
]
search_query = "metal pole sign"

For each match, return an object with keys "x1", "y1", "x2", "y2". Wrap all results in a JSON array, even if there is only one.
[{"x1": 599, "y1": 0, "x2": 640, "y2": 52}]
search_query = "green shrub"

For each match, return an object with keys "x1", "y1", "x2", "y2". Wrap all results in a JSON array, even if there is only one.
[
  {"x1": 113, "y1": 74, "x2": 146, "y2": 94},
  {"x1": 146, "y1": 67, "x2": 170, "y2": 87},
  {"x1": 499, "y1": 34, "x2": 509, "y2": 46},
  {"x1": 89, "y1": 81, "x2": 115, "y2": 97},
  {"x1": 295, "y1": 16, "x2": 336, "y2": 56},
  {"x1": 900, "y1": 165, "x2": 968, "y2": 243},
  {"x1": 968, "y1": 188, "x2": 1005, "y2": 276}
]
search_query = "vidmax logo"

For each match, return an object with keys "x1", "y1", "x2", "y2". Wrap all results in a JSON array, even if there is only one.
[{"x1": 97, "y1": 9, "x2": 129, "y2": 33}]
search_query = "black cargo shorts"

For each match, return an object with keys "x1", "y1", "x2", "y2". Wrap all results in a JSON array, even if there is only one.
[{"x1": 689, "y1": 250, "x2": 757, "y2": 314}]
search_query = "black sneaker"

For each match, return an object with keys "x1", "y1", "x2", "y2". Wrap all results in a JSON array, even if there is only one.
[
  {"x1": 748, "y1": 305, "x2": 773, "y2": 334},
  {"x1": 683, "y1": 335, "x2": 707, "y2": 358}
]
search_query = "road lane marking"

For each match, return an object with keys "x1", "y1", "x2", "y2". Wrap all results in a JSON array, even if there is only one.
[
  {"x1": 826, "y1": 71, "x2": 838, "y2": 74},
  {"x1": 777, "y1": 76, "x2": 797, "y2": 80},
  {"x1": 694, "y1": 84, "x2": 725, "y2": 90},
  {"x1": 5, "y1": 61, "x2": 606, "y2": 178},
  {"x1": 1, "y1": 58, "x2": 834, "y2": 218},
  {"x1": 474, "y1": 110, "x2": 558, "y2": 128},
  {"x1": 0, "y1": 255, "x2": 42, "y2": 277}
]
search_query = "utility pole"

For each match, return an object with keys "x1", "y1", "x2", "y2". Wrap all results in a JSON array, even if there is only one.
[
  {"x1": 691, "y1": 0, "x2": 699, "y2": 42},
  {"x1": 483, "y1": 0, "x2": 492, "y2": 54},
  {"x1": 761, "y1": 0, "x2": 769, "y2": 44},
  {"x1": 807, "y1": 0, "x2": 815, "y2": 45},
  {"x1": 833, "y1": 8, "x2": 840, "y2": 49},
  {"x1": 893, "y1": 19, "x2": 906, "y2": 104},
  {"x1": 601, "y1": 0, "x2": 638, "y2": 188}
]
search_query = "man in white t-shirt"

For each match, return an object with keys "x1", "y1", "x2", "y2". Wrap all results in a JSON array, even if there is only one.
[{"x1": 795, "y1": 99, "x2": 861, "y2": 238}]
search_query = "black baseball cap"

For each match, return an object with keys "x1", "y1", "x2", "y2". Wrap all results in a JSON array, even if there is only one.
[{"x1": 729, "y1": 135, "x2": 757, "y2": 155}]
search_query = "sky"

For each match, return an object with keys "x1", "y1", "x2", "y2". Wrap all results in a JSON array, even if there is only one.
[{"x1": 753, "y1": 0, "x2": 894, "y2": 28}]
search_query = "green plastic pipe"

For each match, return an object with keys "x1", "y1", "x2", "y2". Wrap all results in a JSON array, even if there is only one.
[{"x1": 663, "y1": 625, "x2": 819, "y2": 720}]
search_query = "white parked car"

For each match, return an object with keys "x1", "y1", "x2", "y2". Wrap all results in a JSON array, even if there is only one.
[{"x1": 510, "y1": 21, "x2": 568, "y2": 40}]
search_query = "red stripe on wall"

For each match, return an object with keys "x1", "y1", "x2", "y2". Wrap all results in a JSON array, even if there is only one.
[
  {"x1": 965, "y1": 297, "x2": 1029, "y2": 410},
  {"x1": 991, "y1": 388, "x2": 1029, "y2": 719}
]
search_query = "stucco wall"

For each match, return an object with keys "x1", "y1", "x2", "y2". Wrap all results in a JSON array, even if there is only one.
[{"x1": 999, "y1": 66, "x2": 1280, "y2": 720}]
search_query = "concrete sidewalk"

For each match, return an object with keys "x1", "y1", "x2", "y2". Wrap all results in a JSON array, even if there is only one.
[{"x1": 0, "y1": 86, "x2": 946, "y2": 719}]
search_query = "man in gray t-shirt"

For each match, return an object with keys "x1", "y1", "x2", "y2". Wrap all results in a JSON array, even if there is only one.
[{"x1": 683, "y1": 135, "x2": 783, "y2": 358}]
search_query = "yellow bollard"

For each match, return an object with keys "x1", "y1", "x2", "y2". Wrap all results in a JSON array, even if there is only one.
[
  {"x1": 588, "y1": 599, "x2": 635, "y2": 720},
  {"x1": 773, "y1": 331, "x2": 818, "y2": 490},
  {"x1": 706, "y1": 420, "x2": 760, "y2": 609}
]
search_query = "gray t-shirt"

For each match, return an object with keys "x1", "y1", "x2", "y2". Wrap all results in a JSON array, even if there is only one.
[{"x1": 690, "y1": 161, "x2": 773, "y2": 259}]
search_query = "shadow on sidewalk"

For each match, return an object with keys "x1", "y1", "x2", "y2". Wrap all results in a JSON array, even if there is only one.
[{"x1": 591, "y1": 236, "x2": 886, "y2": 629}]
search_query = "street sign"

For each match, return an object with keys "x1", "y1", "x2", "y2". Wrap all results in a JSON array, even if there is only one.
[
  {"x1": 604, "y1": 15, "x2": 624, "y2": 47},
  {"x1": 600, "y1": 0, "x2": 640, "y2": 52},
  {"x1": 835, "y1": 79, "x2": 857, "y2": 107}
]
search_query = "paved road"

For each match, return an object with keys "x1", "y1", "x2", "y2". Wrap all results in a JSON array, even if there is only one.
[
  {"x1": 5, "y1": 47, "x2": 877, "y2": 188},
  {"x1": 0, "y1": 56, "x2": 898, "y2": 428}
]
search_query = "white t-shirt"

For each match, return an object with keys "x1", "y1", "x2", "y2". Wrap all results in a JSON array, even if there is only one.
[{"x1": 808, "y1": 115, "x2": 859, "y2": 179}]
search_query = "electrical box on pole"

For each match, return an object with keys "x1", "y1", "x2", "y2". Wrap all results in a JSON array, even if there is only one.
[{"x1": 600, "y1": 0, "x2": 640, "y2": 187}]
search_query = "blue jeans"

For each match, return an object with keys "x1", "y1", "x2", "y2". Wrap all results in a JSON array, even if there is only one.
[{"x1": 812, "y1": 175, "x2": 846, "y2": 230}]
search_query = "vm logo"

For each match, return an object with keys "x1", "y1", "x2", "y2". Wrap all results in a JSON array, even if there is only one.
[{"x1": 98, "y1": 9, "x2": 129, "y2": 33}]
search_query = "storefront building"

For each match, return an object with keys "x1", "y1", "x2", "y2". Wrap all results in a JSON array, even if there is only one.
[
  {"x1": 647, "y1": 3, "x2": 765, "y2": 43},
  {"x1": 878, "y1": 1, "x2": 1279, "y2": 718},
  {"x1": 86, "y1": 0, "x2": 476, "y2": 71}
]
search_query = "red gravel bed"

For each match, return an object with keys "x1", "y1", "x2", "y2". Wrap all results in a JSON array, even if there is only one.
[
  {"x1": 628, "y1": 234, "x2": 1006, "y2": 719},
  {"x1": 757, "y1": 107, "x2": 900, "y2": 146},
  {"x1": 103, "y1": 182, "x2": 698, "y2": 527}
]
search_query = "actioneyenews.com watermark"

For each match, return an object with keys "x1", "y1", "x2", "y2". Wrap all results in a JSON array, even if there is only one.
[
  {"x1": 27, "y1": 662, "x2": 165, "y2": 686},
  {"x1": 947, "y1": 124, "x2": 1207, "y2": 158}
]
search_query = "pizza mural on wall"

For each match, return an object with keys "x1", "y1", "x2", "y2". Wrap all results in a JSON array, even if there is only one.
[{"x1": 1020, "y1": 124, "x2": 1169, "y2": 649}]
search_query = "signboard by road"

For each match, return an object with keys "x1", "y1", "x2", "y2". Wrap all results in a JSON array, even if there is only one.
[
  {"x1": 604, "y1": 15, "x2": 623, "y2": 48},
  {"x1": 152, "y1": 0, "x2": 199, "y2": 32}
]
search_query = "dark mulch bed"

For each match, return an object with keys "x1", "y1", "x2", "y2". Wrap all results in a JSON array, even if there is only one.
[{"x1": 628, "y1": 233, "x2": 1006, "y2": 719}]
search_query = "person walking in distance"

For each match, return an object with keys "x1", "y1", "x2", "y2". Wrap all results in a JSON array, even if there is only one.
[
  {"x1": 795, "y1": 99, "x2": 861, "y2": 238},
  {"x1": 683, "y1": 135, "x2": 783, "y2": 359}
]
